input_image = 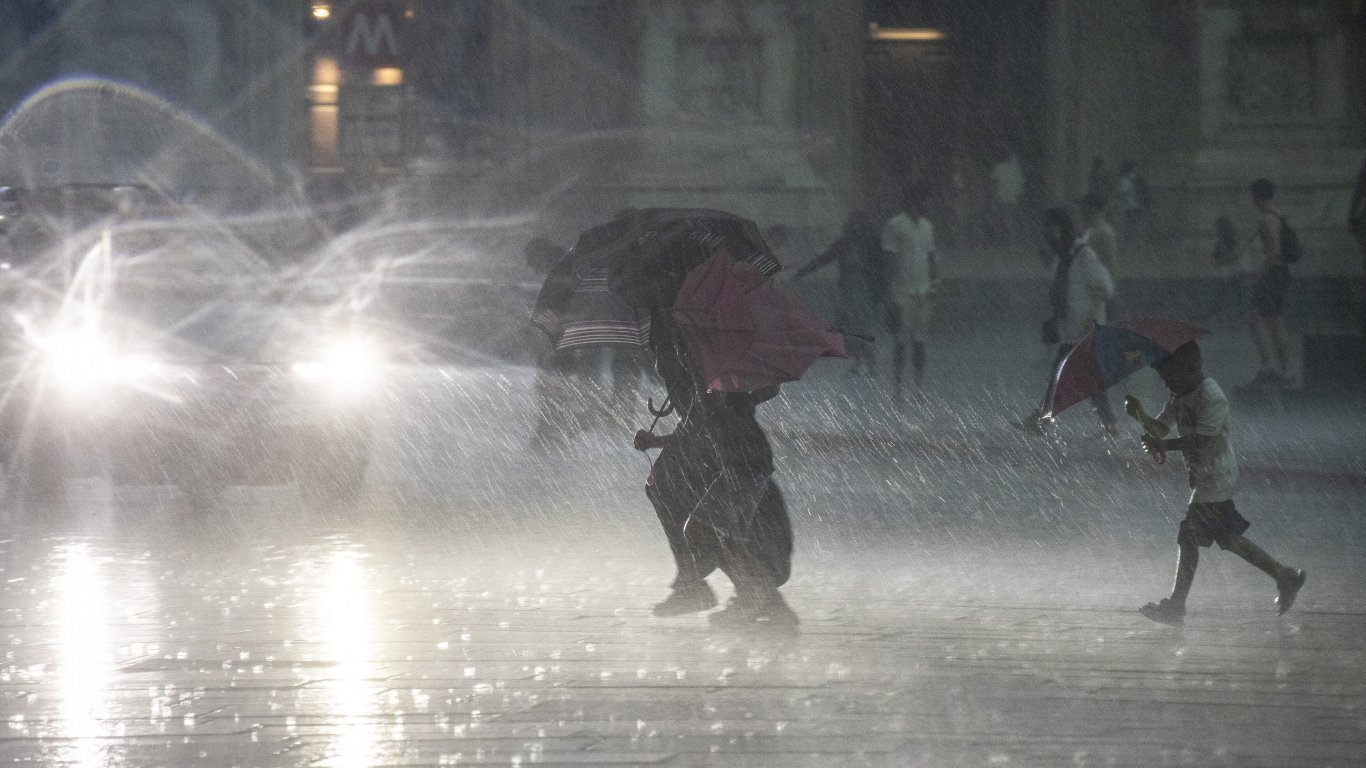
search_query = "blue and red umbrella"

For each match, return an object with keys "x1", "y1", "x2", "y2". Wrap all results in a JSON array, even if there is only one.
[{"x1": 1044, "y1": 318, "x2": 1210, "y2": 418}]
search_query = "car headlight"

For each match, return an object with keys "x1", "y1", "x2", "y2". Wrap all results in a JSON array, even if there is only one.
[
  {"x1": 25, "y1": 320, "x2": 167, "y2": 400},
  {"x1": 292, "y1": 335, "x2": 384, "y2": 398}
]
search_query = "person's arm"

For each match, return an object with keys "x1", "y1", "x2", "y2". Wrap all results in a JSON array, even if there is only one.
[
  {"x1": 1123, "y1": 395, "x2": 1170, "y2": 437},
  {"x1": 790, "y1": 241, "x2": 839, "y2": 280},
  {"x1": 634, "y1": 428, "x2": 675, "y2": 451},
  {"x1": 1142, "y1": 431, "x2": 1212, "y2": 456}
]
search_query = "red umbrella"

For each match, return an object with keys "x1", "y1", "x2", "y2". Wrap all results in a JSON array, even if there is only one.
[
  {"x1": 672, "y1": 252, "x2": 846, "y2": 392},
  {"x1": 1045, "y1": 317, "x2": 1210, "y2": 417}
]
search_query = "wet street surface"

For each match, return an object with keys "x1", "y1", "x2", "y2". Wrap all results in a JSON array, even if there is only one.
[{"x1": 3, "y1": 349, "x2": 1365, "y2": 767}]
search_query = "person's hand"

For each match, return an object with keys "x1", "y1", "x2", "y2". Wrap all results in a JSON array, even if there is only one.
[
  {"x1": 1140, "y1": 433, "x2": 1166, "y2": 464},
  {"x1": 633, "y1": 430, "x2": 657, "y2": 452},
  {"x1": 1123, "y1": 395, "x2": 1146, "y2": 421}
]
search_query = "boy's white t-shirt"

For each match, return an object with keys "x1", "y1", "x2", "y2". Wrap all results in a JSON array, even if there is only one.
[{"x1": 1157, "y1": 377, "x2": 1239, "y2": 503}]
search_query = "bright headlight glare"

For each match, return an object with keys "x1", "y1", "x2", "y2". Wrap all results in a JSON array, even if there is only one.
[
  {"x1": 293, "y1": 336, "x2": 383, "y2": 395},
  {"x1": 35, "y1": 326, "x2": 162, "y2": 397}
]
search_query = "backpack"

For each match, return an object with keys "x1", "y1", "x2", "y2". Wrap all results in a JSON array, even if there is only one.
[{"x1": 1278, "y1": 216, "x2": 1303, "y2": 264}]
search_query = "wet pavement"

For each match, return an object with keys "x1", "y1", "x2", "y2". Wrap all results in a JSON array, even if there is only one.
[{"x1": 2, "y1": 323, "x2": 1365, "y2": 766}]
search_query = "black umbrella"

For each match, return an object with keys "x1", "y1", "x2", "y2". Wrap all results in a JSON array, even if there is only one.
[{"x1": 569, "y1": 208, "x2": 782, "y2": 311}]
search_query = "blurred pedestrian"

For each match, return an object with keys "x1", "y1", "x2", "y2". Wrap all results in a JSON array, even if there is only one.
[
  {"x1": 527, "y1": 239, "x2": 610, "y2": 451},
  {"x1": 1016, "y1": 207, "x2": 1117, "y2": 435},
  {"x1": 1125, "y1": 341, "x2": 1306, "y2": 627},
  {"x1": 1077, "y1": 191, "x2": 1118, "y2": 273},
  {"x1": 990, "y1": 146, "x2": 1026, "y2": 245},
  {"x1": 1078, "y1": 191, "x2": 1120, "y2": 318},
  {"x1": 881, "y1": 183, "x2": 939, "y2": 399},
  {"x1": 1349, "y1": 156, "x2": 1366, "y2": 276},
  {"x1": 790, "y1": 209, "x2": 884, "y2": 376},
  {"x1": 1244, "y1": 178, "x2": 1294, "y2": 388},
  {"x1": 1117, "y1": 160, "x2": 1150, "y2": 241},
  {"x1": 633, "y1": 312, "x2": 797, "y2": 630},
  {"x1": 1086, "y1": 155, "x2": 1110, "y2": 200}
]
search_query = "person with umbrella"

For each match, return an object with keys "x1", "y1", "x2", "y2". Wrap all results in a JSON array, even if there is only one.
[
  {"x1": 566, "y1": 210, "x2": 843, "y2": 628},
  {"x1": 633, "y1": 310, "x2": 797, "y2": 628},
  {"x1": 1123, "y1": 340, "x2": 1306, "y2": 627},
  {"x1": 1017, "y1": 207, "x2": 1118, "y2": 435}
]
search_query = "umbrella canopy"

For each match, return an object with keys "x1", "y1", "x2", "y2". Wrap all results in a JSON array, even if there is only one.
[
  {"x1": 1046, "y1": 318, "x2": 1210, "y2": 417},
  {"x1": 673, "y1": 252, "x2": 845, "y2": 393},
  {"x1": 569, "y1": 208, "x2": 782, "y2": 310},
  {"x1": 529, "y1": 252, "x2": 649, "y2": 351}
]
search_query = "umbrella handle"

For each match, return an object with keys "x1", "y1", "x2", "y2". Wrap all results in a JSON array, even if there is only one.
[{"x1": 647, "y1": 396, "x2": 674, "y2": 419}]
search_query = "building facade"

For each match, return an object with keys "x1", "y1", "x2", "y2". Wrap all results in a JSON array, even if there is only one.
[{"x1": 0, "y1": 0, "x2": 1361, "y2": 270}]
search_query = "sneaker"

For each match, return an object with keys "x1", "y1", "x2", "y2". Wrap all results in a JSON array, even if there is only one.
[
  {"x1": 652, "y1": 583, "x2": 717, "y2": 617},
  {"x1": 1275, "y1": 569, "x2": 1306, "y2": 615},
  {"x1": 708, "y1": 595, "x2": 800, "y2": 631},
  {"x1": 1139, "y1": 598, "x2": 1186, "y2": 627}
]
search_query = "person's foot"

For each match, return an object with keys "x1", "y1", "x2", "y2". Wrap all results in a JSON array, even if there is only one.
[
  {"x1": 1010, "y1": 416, "x2": 1048, "y2": 436},
  {"x1": 708, "y1": 594, "x2": 799, "y2": 631},
  {"x1": 1248, "y1": 369, "x2": 1277, "y2": 387},
  {"x1": 652, "y1": 582, "x2": 717, "y2": 617},
  {"x1": 1139, "y1": 597, "x2": 1185, "y2": 627},
  {"x1": 1275, "y1": 569, "x2": 1306, "y2": 615}
]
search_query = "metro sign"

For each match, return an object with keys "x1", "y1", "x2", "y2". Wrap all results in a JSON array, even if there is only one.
[{"x1": 338, "y1": 2, "x2": 406, "y2": 67}]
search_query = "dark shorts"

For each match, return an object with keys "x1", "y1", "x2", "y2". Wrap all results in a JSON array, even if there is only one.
[
  {"x1": 1180, "y1": 500, "x2": 1251, "y2": 550},
  {"x1": 1250, "y1": 264, "x2": 1291, "y2": 318}
]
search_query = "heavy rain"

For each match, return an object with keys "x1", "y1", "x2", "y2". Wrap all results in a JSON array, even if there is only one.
[{"x1": 0, "y1": 2, "x2": 1364, "y2": 766}]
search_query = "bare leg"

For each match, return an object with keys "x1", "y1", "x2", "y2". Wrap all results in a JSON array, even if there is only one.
[
  {"x1": 1169, "y1": 532, "x2": 1199, "y2": 607},
  {"x1": 911, "y1": 341, "x2": 926, "y2": 388},
  {"x1": 1226, "y1": 535, "x2": 1290, "y2": 580}
]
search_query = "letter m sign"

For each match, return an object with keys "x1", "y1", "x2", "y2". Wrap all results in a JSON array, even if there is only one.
[{"x1": 339, "y1": 2, "x2": 405, "y2": 67}]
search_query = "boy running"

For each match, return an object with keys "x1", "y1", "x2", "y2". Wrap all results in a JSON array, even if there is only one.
[{"x1": 1124, "y1": 341, "x2": 1305, "y2": 626}]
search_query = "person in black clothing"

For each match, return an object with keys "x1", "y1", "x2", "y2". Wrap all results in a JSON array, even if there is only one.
[
  {"x1": 632, "y1": 311, "x2": 797, "y2": 629},
  {"x1": 789, "y1": 209, "x2": 883, "y2": 376}
]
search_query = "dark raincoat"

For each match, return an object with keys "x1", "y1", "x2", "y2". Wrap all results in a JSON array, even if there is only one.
[{"x1": 645, "y1": 313, "x2": 793, "y2": 593}]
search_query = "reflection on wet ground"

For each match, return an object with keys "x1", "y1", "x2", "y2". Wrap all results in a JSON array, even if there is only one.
[{"x1": 1, "y1": 362, "x2": 1364, "y2": 767}]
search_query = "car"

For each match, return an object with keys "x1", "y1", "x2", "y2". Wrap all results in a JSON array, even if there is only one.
[
  {"x1": 0, "y1": 183, "x2": 387, "y2": 506},
  {"x1": 304, "y1": 218, "x2": 542, "y2": 365}
]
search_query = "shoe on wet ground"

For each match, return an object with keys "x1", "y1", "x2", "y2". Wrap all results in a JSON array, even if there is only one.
[
  {"x1": 1276, "y1": 569, "x2": 1306, "y2": 615},
  {"x1": 1139, "y1": 598, "x2": 1185, "y2": 627},
  {"x1": 652, "y1": 583, "x2": 717, "y2": 617},
  {"x1": 1010, "y1": 416, "x2": 1048, "y2": 436},
  {"x1": 708, "y1": 595, "x2": 800, "y2": 631}
]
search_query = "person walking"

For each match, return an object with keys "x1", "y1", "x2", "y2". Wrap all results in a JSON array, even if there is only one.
[
  {"x1": 990, "y1": 147, "x2": 1026, "y2": 245},
  {"x1": 1245, "y1": 178, "x2": 1295, "y2": 387},
  {"x1": 880, "y1": 183, "x2": 939, "y2": 400},
  {"x1": 790, "y1": 209, "x2": 884, "y2": 376},
  {"x1": 1117, "y1": 160, "x2": 1150, "y2": 241},
  {"x1": 1125, "y1": 341, "x2": 1306, "y2": 627},
  {"x1": 633, "y1": 311, "x2": 797, "y2": 630},
  {"x1": 1018, "y1": 207, "x2": 1118, "y2": 435}
]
